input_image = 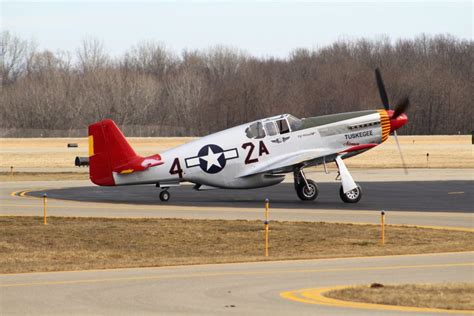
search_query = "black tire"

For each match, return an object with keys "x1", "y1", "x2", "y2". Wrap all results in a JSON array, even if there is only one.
[
  {"x1": 296, "y1": 180, "x2": 319, "y2": 201},
  {"x1": 339, "y1": 184, "x2": 362, "y2": 203},
  {"x1": 159, "y1": 190, "x2": 170, "y2": 202}
]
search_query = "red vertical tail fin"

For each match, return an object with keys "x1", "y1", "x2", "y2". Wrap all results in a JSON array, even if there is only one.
[
  {"x1": 88, "y1": 119, "x2": 163, "y2": 186},
  {"x1": 88, "y1": 119, "x2": 137, "y2": 186}
]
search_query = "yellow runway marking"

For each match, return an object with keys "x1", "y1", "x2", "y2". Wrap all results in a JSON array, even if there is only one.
[
  {"x1": 10, "y1": 187, "x2": 472, "y2": 217},
  {"x1": 5, "y1": 187, "x2": 474, "y2": 233},
  {"x1": 448, "y1": 191, "x2": 465, "y2": 195},
  {"x1": 10, "y1": 189, "x2": 45, "y2": 199},
  {"x1": 1, "y1": 262, "x2": 472, "y2": 288},
  {"x1": 6, "y1": 190, "x2": 474, "y2": 219},
  {"x1": 7, "y1": 188, "x2": 474, "y2": 233},
  {"x1": 281, "y1": 284, "x2": 474, "y2": 314},
  {"x1": 2, "y1": 251, "x2": 472, "y2": 277}
]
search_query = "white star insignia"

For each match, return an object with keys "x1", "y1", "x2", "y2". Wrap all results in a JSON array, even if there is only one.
[{"x1": 201, "y1": 146, "x2": 223, "y2": 171}]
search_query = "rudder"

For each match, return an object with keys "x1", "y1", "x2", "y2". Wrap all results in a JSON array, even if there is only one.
[{"x1": 88, "y1": 119, "x2": 137, "y2": 186}]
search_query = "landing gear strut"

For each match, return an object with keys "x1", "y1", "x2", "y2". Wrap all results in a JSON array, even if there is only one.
[
  {"x1": 294, "y1": 169, "x2": 319, "y2": 201},
  {"x1": 335, "y1": 156, "x2": 362, "y2": 203},
  {"x1": 159, "y1": 188, "x2": 170, "y2": 202}
]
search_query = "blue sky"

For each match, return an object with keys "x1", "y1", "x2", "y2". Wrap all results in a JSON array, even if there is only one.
[{"x1": 2, "y1": 1, "x2": 472, "y2": 58}]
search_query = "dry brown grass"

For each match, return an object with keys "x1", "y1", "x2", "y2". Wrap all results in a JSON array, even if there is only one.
[
  {"x1": 326, "y1": 283, "x2": 474, "y2": 311},
  {"x1": 345, "y1": 136, "x2": 473, "y2": 168},
  {"x1": 0, "y1": 172, "x2": 88, "y2": 181},
  {"x1": 1, "y1": 136, "x2": 472, "y2": 170},
  {"x1": 1, "y1": 216, "x2": 473, "y2": 274},
  {"x1": 0, "y1": 137, "x2": 193, "y2": 169}
]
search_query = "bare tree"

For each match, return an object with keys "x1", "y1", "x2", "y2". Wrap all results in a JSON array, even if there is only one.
[
  {"x1": 1, "y1": 32, "x2": 472, "y2": 136},
  {"x1": 123, "y1": 40, "x2": 175, "y2": 77},
  {"x1": 76, "y1": 37, "x2": 108, "y2": 73},
  {"x1": 0, "y1": 31, "x2": 35, "y2": 85}
]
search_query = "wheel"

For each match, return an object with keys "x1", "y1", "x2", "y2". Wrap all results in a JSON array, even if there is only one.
[
  {"x1": 296, "y1": 180, "x2": 319, "y2": 201},
  {"x1": 339, "y1": 184, "x2": 362, "y2": 203},
  {"x1": 159, "y1": 190, "x2": 170, "y2": 202}
]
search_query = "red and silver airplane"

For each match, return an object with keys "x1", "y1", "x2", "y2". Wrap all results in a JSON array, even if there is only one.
[{"x1": 83, "y1": 69, "x2": 409, "y2": 202}]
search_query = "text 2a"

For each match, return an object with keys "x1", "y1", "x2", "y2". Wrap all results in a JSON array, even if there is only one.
[{"x1": 242, "y1": 141, "x2": 269, "y2": 164}]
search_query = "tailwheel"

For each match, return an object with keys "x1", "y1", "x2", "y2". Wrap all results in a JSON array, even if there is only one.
[
  {"x1": 339, "y1": 184, "x2": 362, "y2": 203},
  {"x1": 296, "y1": 179, "x2": 319, "y2": 201},
  {"x1": 159, "y1": 190, "x2": 170, "y2": 202}
]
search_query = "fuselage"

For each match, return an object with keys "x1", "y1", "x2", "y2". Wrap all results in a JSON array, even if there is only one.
[{"x1": 112, "y1": 109, "x2": 392, "y2": 189}]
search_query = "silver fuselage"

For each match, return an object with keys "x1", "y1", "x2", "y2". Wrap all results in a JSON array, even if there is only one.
[{"x1": 112, "y1": 110, "x2": 387, "y2": 189}]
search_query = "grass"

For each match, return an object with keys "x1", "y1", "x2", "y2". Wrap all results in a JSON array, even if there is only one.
[
  {"x1": 346, "y1": 135, "x2": 473, "y2": 168},
  {"x1": 0, "y1": 172, "x2": 88, "y2": 181},
  {"x1": 1, "y1": 216, "x2": 473, "y2": 274},
  {"x1": 325, "y1": 283, "x2": 474, "y2": 311},
  {"x1": 1, "y1": 136, "x2": 473, "y2": 170}
]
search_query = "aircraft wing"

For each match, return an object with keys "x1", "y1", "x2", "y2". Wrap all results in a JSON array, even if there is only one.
[{"x1": 238, "y1": 148, "x2": 333, "y2": 177}]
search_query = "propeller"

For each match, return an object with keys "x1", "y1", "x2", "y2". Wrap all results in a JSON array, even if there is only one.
[
  {"x1": 374, "y1": 68, "x2": 410, "y2": 174},
  {"x1": 393, "y1": 130, "x2": 408, "y2": 174},
  {"x1": 375, "y1": 68, "x2": 389, "y2": 110},
  {"x1": 392, "y1": 96, "x2": 410, "y2": 120}
]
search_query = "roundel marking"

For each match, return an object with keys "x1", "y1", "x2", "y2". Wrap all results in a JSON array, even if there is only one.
[{"x1": 198, "y1": 144, "x2": 226, "y2": 174}]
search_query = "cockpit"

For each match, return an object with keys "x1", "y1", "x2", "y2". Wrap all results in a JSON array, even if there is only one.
[{"x1": 245, "y1": 114, "x2": 302, "y2": 139}]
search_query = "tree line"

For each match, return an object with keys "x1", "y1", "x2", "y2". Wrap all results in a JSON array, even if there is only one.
[{"x1": 1, "y1": 31, "x2": 472, "y2": 136}]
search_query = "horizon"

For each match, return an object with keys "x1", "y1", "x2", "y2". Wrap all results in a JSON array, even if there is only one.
[
  {"x1": 2, "y1": 1, "x2": 472, "y2": 59},
  {"x1": 3, "y1": 30, "x2": 470, "y2": 62}
]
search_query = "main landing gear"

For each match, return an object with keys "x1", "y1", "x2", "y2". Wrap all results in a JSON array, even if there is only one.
[
  {"x1": 294, "y1": 169, "x2": 319, "y2": 201},
  {"x1": 339, "y1": 185, "x2": 362, "y2": 203},
  {"x1": 293, "y1": 156, "x2": 362, "y2": 203},
  {"x1": 335, "y1": 156, "x2": 362, "y2": 203}
]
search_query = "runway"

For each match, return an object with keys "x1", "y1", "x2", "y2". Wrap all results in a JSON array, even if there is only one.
[
  {"x1": 2, "y1": 180, "x2": 473, "y2": 229},
  {"x1": 25, "y1": 180, "x2": 473, "y2": 212},
  {"x1": 1, "y1": 252, "x2": 472, "y2": 315},
  {"x1": 1, "y1": 173, "x2": 473, "y2": 315}
]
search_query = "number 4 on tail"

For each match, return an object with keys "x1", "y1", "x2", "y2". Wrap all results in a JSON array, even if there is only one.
[{"x1": 169, "y1": 158, "x2": 183, "y2": 178}]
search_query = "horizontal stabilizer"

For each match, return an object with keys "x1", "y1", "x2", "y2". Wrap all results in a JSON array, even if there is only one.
[{"x1": 113, "y1": 154, "x2": 164, "y2": 174}]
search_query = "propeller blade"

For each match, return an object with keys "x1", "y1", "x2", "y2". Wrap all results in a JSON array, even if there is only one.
[
  {"x1": 392, "y1": 96, "x2": 410, "y2": 119},
  {"x1": 375, "y1": 68, "x2": 389, "y2": 110},
  {"x1": 393, "y1": 130, "x2": 408, "y2": 174}
]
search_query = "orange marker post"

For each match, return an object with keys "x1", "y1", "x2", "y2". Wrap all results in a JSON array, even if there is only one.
[
  {"x1": 381, "y1": 211, "x2": 385, "y2": 245},
  {"x1": 264, "y1": 198, "x2": 270, "y2": 257},
  {"x1": 43, "y1": 193, "x2": 48, "y2": 225}
]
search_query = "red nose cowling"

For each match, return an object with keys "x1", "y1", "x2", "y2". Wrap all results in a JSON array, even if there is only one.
[{"x1": 386, "y1": 110, "x2": 408, "y2": 133}]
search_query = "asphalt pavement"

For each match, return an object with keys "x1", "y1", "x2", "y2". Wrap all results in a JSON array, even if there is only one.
[
  {"x1": 1, "y1": 252, "x2": 472, "y2": 315},
  {"x1": 25, "y1": 181, "x2": 473, "y2": 212},
  {"x1": 1, "y1": 174, "x2": 473, "y2": 315},
  {"x1": 2, "y1": 180, "x2": 473, "y2": 229}
]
